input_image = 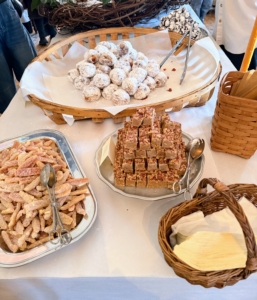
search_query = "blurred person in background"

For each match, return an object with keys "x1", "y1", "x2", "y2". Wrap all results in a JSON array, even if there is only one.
[
  {"x1": 190, "y1": 0, "x2": 213, "y2": 22},
  {"x1": 0, "y1": 0, "x2": 36, "y2": 114},
  {"x1": 20, "y1": 7, "x2": 33, "y2": 34},
  {"x1": 213, "y1": 0, "x2": 257, "y2": 70},
  {"x1": 23, "y1": 0, "x2": 57, "y2": 46}
]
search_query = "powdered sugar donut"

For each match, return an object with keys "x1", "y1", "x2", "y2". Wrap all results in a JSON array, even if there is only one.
[
  {"x1": 119, "y1": 54, "x2": 133, "y2": 67},
  {"x1": 95, "y1": 65, "x2": 111, "y2": 75},
  {"x1": 110, "y1": 68, "x2": 126, "y2": 85},
  {"x1": 84, "y1": 49, "x2": 99, "y2": 64},
  {"x1": 117, "y1": 41, "x2": 133, "y2": 56},
  {"x1": 114, "y1": 60, "x2": 131, "y2": 74},
  {"x1": 154, "y1": 71, "x2": 167, "y2": 87},
  {"x1": 95, "y1": 44, "x2": 109, "y2": 54},
  {"x1": 128, "y1": 67, "x2": 147, "y2": 83},
  {"x1": 73, "y1": 76, "x2": 90, "y2": 90},
  {"x1": 129, "y1": 48, "x2": 138, "y2": 60},
  {"x1": 99, "y1": 51, "x2": 117, "y2": 66},
  {"x1": 102, "y1": 84, "x2": 119, "y2": 101},
  {"x1": 76, "y1": 60, "x2": 84, "y2": 71},
  {"x1": 134, "y1": 83, "x2": 150, "y2": 100},
  {"x1": 99, "y1": 41, "x2": 117, "y2": 51},
  {"x1": 92, "y1": 73, "x2": 110, "y2": 89},
  {"x1": 137, "y1": 52, "x2": 149, "y2": 64},
  {"x1": 148, "y1": 59, "x2": 159, "y2": 64},
  {"x1": 109, "y1": 48, "x2": 119, "y2": 59},
  {"x1": 77, "y1": 62, "x2": 96, "y2": 78},
  {"x1": 143, "y1": 76, "x2": 156, "y2": 91},
  {"x1": 68, "y1": 69, "x2": 79, "y2": 83},
  {"x1": 122, "y1": 77, "x2": 138, "y2": 96},
  {"x1": 112, "y1": 89, "x2": 130, "y2": 106},
  {"x1": 145, "y1": 60, "x2": 160, "y2": 77},
  {"x1": 83, "y1": 86, "x2": 101, "y2": 102},
  {"x1": 132, "y1": 59, "x2": 148, "y2": 69}
]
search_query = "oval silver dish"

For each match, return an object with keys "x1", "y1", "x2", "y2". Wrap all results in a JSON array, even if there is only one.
[
  {"x1": 95, "y1": 130, "x2": 204, "y2": 201},
  {"x1": 0, "y1": 129, "x2": 97, "y2": 268}
]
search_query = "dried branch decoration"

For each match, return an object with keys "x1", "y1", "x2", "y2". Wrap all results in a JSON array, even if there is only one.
[{"x1": 38, "y1": 0, "x2": 190, "y2": 31}]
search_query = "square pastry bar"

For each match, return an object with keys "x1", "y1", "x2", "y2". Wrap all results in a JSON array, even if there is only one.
[{"x1": 114, "y1": 107, "x2": 187, "y2": 189}]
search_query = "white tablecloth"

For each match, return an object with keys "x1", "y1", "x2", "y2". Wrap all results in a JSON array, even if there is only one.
[{"x1": 1, "y1": 6, "x2": 257, "y2": 300}]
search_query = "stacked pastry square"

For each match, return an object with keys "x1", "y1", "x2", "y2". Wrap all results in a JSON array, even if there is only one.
[
  {"x1": 67, "y1": 41, "x2": 167, "y2": 105},
  {"x1": 114, "y1": 107, "x2": 186, "y2": 188}
]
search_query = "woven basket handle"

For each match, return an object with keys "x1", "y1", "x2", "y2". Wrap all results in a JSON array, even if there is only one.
[
  {"x1": 194, "y1": 178, "x2": 257, "y2": 273},
  {"x1": 219, "y1": 71, "x2": 243, "y2": 90},
  {"x1": 219, "y1": 72, "x2": 228, "y2": 89}
]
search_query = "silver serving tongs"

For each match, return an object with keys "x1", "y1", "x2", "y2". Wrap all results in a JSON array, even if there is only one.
[
  {"x1": 40, "y1": 164, "x2": 72, "y2": 246},
  {"x1": 159, "y1": 28, "x2": 192, "y2": 85},
  {"x1": 180, "y1": 27, "x2": 192, "y2": 85}
]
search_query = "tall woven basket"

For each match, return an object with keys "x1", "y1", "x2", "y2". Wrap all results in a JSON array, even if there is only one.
[
  {"x1": 211, "y1": 71, "x2": 257, "y2": 159},
  {"x1": 158, "y1": 178, "x2": 257, "y2": 288}
]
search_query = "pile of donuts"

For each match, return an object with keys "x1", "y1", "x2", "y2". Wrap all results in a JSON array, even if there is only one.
[
  {"x1": 159, "y1": 7, "x2": 202, "y2": 40},
  {"x1": 67, "y1": 41, "x2": 167, "y2": 105}
]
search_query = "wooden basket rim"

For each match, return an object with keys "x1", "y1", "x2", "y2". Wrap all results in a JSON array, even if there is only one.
[
  {"x1": 29, "y1": 63, "x2": 221, "y2": 115},
  {"x1": 220, "y1": 71, "x2": 257, "y2": 104}
]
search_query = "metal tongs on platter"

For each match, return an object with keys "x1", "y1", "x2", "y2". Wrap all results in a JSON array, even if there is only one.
[
  {"x1": 159, "y1": 28, "x2": 192, "y2": 85},
  {"x1": 40, "y1": 164, "x2": 72, "y2": 246}
]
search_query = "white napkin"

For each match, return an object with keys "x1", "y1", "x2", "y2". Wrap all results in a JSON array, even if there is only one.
[
  {"x1": 173, "y1": 231, "x2": 254, "y2": 271},
  {"x1": 170, "y1": 196, "x2": 257, "y2": 247}
]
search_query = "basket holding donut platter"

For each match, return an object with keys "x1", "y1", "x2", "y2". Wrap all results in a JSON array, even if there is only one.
[{"x1": 22, "y1": 24, "x2": 221, "y2": 125}]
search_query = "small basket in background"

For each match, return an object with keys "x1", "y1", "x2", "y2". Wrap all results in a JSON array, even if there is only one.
[
  {"x1": 168, "y1": 31, "x2": 195, "y2": 56},
  {"x1": 211, "y1": 71, "x2": 257, "y2": 159},
  {"x1": 168, "y1": 28, "x2": 208, "y2": 56},
  {"x1": 158, "y1": 178, "x2": 257, "y2": 288}
]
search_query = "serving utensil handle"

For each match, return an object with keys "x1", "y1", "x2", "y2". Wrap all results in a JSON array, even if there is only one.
[
  {"x1": 180, "y1": 27, "x2": 192, "y2": 85},
  {"x1": 159, "y1": 30, "x2": 190, "y2": 68}
]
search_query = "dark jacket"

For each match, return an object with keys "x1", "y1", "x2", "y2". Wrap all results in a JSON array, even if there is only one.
[{"x1": 22, "y1": 0, "x2": 41, "y2": 19}]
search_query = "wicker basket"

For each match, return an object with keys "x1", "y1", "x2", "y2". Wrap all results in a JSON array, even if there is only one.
[
  {"x1": 39, "y1": 0, "x2": 190, "y2": 31},
  {"x1": 169, "y1": 31, "x2": 195, "y2": 56},
  {"x1": 158, "y1": 178, "x2": 257, "y2": 288},
  {"x1": 211, "y1": 71, "x2": 257, "y2": 159},
  {"x1": 29, "y1": 27, "x2": 221, "y2": 125}
]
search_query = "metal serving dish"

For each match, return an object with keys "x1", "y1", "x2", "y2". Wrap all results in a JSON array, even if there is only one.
[
  {"x1": 0, "y1": 129, "x2": 97, "y2": 267},
  {"x1": 95, "y1": 130, "x2": 204, "y2": 201}
]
